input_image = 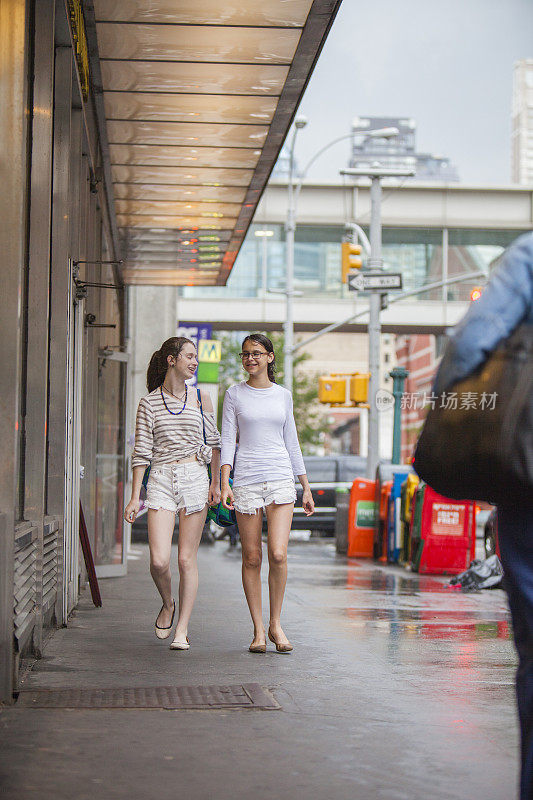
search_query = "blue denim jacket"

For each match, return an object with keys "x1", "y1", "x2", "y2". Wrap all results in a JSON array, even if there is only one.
[{"x1": 434, "y1": 232, "x2": 533, "y2": 394}]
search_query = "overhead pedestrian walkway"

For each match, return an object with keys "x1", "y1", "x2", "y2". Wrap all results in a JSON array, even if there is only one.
[{"x1": 1, "y1": 541, "x2": 518, "y2": 800}]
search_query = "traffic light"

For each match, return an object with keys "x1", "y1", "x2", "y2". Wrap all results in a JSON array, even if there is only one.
[
  {"x1": 318, "y1": 375, "x2": 346, "y2": 405},
  {"x1": 350, "y1": 373, "x2": 370, "y2": 404},
  {"x1": 470, "y1": 286, "x2": 483, "y2": 302},
  {"x1": 341, "y1": 241, "x2": 362, "y2": 283},
  {"x1": 319, "y1": 372, "x2": 370, "y2": 406}
]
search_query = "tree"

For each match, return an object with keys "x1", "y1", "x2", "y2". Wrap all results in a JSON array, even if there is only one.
[
  {"x1": 213, "y1": 331, "x2": 245, "y2": 421},
  {"x1": 214, "y1": 330, "x2": 329, "y2": 455}
]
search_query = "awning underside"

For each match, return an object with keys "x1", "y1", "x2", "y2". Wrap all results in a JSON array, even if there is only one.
[{"x1": 91, "y1": 0, "x2": 340, "y2": 286}]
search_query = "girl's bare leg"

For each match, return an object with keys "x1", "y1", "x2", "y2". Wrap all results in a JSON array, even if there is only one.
[
  {"x1": 265, "y1": 502, "x2": 294, "y2": 646},
  {"x1": 172, "y1": 505, "x2": 208, "y2": 644},
  {"x1": 147, "y1": 508, "x2": 176, "y2": 627},
  {"x1": 236, "y1": 509, "x2": 265, "y2": 647}
]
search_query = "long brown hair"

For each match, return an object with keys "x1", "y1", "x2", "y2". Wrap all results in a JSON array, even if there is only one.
[
  {"x1": 242, "y1": 333, "x2": 276, "y2": 383},
  {"x1": 146, "y1": 337, "x2": 195, "y2": 392}
]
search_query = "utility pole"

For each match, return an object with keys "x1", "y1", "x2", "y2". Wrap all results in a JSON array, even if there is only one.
[
  {"x1": 341, "y1": 166, "x2": 415, "y2": 479},
  {"x1": 367, "y1": 175, "x2": 382, "y2": 479}
]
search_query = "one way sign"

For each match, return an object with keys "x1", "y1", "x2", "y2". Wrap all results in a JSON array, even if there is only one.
[{"x1": 348, "y1": 271, "x2": 403, "y2": 292}]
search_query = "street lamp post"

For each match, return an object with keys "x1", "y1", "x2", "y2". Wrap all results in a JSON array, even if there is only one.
[
  {"x1": 282, "y1": 125, "x2": 398, "y2": 393},
  {"x1": 284, "y1": 116, "x2": 307, "y2": 392},
  {"x1": 341, "y1": 165, "x2": 415, "y2": 479}
]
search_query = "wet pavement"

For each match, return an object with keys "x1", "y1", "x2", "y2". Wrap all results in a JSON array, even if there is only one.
[{"x1": 0, "y1": 540, "x2": 519, "y2": 799}]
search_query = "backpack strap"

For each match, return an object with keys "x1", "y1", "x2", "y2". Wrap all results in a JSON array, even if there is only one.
[{"x1": 197, "y1": 387, "x2": 207, "y2": 444}]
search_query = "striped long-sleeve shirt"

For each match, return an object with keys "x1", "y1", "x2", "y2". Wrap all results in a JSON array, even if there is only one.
[{"x1": 131, "y1": 387, "x2": 221, "y2": 469}]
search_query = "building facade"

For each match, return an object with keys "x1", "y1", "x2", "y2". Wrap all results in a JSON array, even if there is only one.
[
  {"x1": 395, "y1": 335, "x2": 439, "y2": 463},
  {"x1": 0, "y1": 0, "x2": 128, "y2": 703},
  {"x1": 350, "y1": 117, "x2": 460, "y2": 182},
  {"x1": 512, "y1": 59, "x2": 533, "y2": 185}
]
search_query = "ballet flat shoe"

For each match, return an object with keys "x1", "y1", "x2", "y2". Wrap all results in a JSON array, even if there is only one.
[
  {"x1": 170, "y1": 636, "x2": 190, "y2": 650},
  {"x1": 155, "y1": 600, "x2": 175, "y2": 640},
  {"x1": 249, "y1": 640, "x2": 267, "y2": 653},
  {"x1": 268, "y1": 627, "x2": 293, "y2": 653}
]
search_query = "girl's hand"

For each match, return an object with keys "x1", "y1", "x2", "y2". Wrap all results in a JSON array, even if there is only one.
[
  {"x1": 302, "y1": 488, "x2": 315, "y2": 517},
  {"x1": 209, "y1": 483, "x2": 221, "y2": 507},
  {"x1": 221, "y1": 485, "x2": 235, "y2": 511},
  {"x1": 124, "y1": 498, "x2": 140, "y2": 524}
]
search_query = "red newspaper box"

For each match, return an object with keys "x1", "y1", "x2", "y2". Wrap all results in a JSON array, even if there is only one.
[
  {"x1": 415, "y1": 485, "x2": 476, "y2": 575},
  {"x1": 347, "y1": 478, "x2": 376, "y2": 557}
]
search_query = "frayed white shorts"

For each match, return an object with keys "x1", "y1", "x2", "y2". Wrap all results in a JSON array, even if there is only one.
[
  {"x1": 232, "y1": 479, "x2": 296, "y2": 515},
  {"x1": 146, "y1": 462, "x2": 209, "y2": 515}
]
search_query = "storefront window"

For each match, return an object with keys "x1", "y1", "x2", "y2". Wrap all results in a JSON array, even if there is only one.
[{"x1": 94, "y1": 357, "x2": 127, "y2": 568}]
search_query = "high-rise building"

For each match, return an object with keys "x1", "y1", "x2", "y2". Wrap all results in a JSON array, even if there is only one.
[
  {"x1": 512, "y1": 59, "x2": 533, "y2": 185},
  {"x1": 350, "y1": 116, "x2": 460, "y2": 182}
]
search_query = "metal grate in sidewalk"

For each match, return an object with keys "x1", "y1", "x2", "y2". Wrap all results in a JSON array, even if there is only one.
[{"x1": 16, "y1": 683, "x2": 280, "y2": 710}]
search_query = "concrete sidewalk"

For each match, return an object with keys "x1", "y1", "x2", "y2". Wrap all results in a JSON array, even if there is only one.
[{"x1": 1, "y1": 540, "x2": 518, "y2": 800}]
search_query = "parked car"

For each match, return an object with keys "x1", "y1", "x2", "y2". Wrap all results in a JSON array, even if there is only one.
[{"x1": 291, "y1": 455, "x2": 367, "y2": 535}]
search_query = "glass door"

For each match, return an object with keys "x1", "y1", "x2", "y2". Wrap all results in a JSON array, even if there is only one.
[{"x1": 94, "y1": 351, "x2": 129, "y2": 578}]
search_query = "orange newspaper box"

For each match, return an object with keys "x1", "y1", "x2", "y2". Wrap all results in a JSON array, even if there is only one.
[{"x1": 347, "y1": 478, "x2": 377, "y2": 557}]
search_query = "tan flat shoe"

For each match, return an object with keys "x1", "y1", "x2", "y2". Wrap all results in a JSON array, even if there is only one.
[
  {"x1": 268, "y1": 627, "x2": 293, "y2": 653},
  {"x1": 249, "y1": 640, "x2": 266, "y2": 653},
  {"x1": 170, "y1": 636, "x2": 190, "y2": 651},
  {"x1": 155, "y1": 600, "x2": 175, "y2": 640}
]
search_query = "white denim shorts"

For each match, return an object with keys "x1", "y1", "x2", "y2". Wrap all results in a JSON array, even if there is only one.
[
  {"x1": 232, "y1": 479, "x2": 297, "y2": 515},
  {"x1": 146, "y1": 462, "x2": 209, "y2": 515}
]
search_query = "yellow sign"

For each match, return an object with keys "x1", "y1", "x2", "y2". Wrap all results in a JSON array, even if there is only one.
[
  {"x1": 198, "y1": 339, "x2": 221, "y2": 363},
  {"x1": 68, "y1": 0, "x2": 90, "y2": 100}
]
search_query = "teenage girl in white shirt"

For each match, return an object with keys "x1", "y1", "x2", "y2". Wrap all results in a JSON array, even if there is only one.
[{"x1": 220, "y1": 334, "x2": 314, "y2": 653}]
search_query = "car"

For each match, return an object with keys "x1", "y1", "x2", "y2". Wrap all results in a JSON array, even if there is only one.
[{"x1": 291, "y1": 455, "x2": 367, "y2": 535}]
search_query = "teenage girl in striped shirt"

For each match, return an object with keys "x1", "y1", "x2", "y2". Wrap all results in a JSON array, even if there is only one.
[{"x1": 124, "y1": 337, "x2": 221, "y2": 650}]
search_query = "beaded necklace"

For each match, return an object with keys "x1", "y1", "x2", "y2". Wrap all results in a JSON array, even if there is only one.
[{"x1": 160, "y1": 384, "x2": 188, "y2": 416}]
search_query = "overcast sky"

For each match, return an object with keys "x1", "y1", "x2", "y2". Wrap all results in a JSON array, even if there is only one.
[{"x1": 292, "y1": 0, "x2": 533, "y2": 185}]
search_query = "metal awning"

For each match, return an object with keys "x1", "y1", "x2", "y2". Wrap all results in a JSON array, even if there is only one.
[{"x1": 87, "y1": 0, "x2": 341, "y2": 286}]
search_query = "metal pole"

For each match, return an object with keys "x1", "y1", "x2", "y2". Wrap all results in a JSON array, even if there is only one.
[
  {"x1": 262, "y1": 234, "x2": 268, "y2": 297},
  {"x1": 389, "y1": 367, "x2": 408, "y2": 464},
  {"x1": 366, "y1": 176, "x2": 382, "y2": 479},
  {"x1": 284, "y1": 133, "x2": 296, "y2": 392}
]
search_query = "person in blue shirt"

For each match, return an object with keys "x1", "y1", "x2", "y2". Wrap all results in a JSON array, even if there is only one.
[{"x1": 433, "y1": 231, "x2": 533, "y2": 800}]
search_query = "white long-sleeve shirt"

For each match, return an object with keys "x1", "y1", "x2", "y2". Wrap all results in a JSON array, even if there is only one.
[{"x1": 220, "y1": 381, "x2": 306, "y2": 487}]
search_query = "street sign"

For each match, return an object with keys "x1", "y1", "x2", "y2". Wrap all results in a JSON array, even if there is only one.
[
  {"x1": 198, "y1": 339, "x2": 221, "y2": 363},
  {"x1": 348, "y1": 272, "x2": 403, "y2": 292},
  {"x1": 177, "y1": 323, "x2": 212, "y2": 344}
]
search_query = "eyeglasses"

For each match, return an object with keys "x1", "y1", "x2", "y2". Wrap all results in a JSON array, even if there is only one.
[{"x1": 239, "y1": 351, "x2": 268, "y2": 361}]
